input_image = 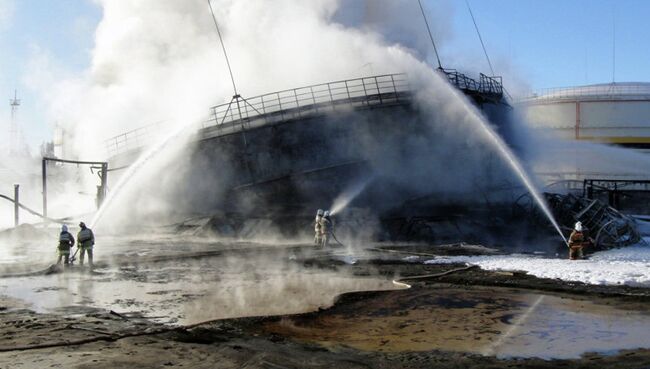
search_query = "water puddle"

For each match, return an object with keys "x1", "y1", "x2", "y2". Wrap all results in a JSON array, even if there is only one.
[
  {"x1": 263, "y1": 286, "x2": 650, "y2": 359},
  {"x1": 0, "y1": 256, "x2": 400, "y2": 325}
]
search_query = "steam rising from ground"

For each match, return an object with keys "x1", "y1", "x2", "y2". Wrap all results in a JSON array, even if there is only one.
[{"x1": 0, "y1": 235, "x2": 399, "y2": 324}]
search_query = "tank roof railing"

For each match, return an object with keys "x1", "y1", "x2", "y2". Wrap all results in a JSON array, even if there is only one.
[
  {"x1": 104, "y1": 74, "x2": 410, "y2": 158},
  {"x1": 104, "y1": 121, "x2": 168, "y2": 158},
  {"x1": 104, "y1": 71, "x2": 509, "y2": 158},
  {"x1": 519, "y1": 83, "x2": 650, "y2": 103},
  {"x1": 439, "y1": 68, "x2": 504, "y2": 97},
  {"x1": 202, "y1": 73, "x2": 411, "y2": 129}
]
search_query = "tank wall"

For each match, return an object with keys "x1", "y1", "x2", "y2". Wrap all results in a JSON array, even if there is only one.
[
  {"x1": 185, "y1": 105, "x2": 414, "y2": 214},
  {"x1": 182, "y1": 99, "x2": 518, "y2": 217},
  {"x1": 520, "y1": 99, "x2": 650, "y2": 142},
  {"x1": 521, "y1": 102, "x2": 576, "y2": 139},
  {"x1": 581, "y1": 101, "x2": 650, "y2": 139}
]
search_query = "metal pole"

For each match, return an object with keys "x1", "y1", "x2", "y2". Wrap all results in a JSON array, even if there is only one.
[
  {"x1": 42, "y1": 159, "x2": 47, "y2": 219},
  {"x1": 14, "y1": 184, "x2": 19, "y2": 227},
  {"x1": 417, "y1": 0, "x2": 442, "y2": 69},
  {"x1": 294, "y1": 89, "x2": 301, "y2": 118},
  {"x1": 361, "y1": 78, "x2": 369, "y2": 106},
  {"x1": 100, "y1": 163, "x2": 108, "y2": 209},
  {"x1": 465, "y1": 0, "x2": 494, "y2": 76},
  {"x1": 235, "y1": 96, "x2": 243, "y2": 122},
  {"x1": 208, "y1": 0, "x2": 238, "y2": 97}
]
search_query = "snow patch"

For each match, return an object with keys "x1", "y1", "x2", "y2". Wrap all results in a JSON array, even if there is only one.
[{"x1": 425, "y1": 241, "x2": 650, "y2": 287}]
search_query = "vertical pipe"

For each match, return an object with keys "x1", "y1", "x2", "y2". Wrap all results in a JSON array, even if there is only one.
[
  {"x1": 100, "y1": 163, "x2": 108, "y2": 209},
  {"x1": 14, "y1": 184, "x2": 19, "y2": 227},
  {"x1": 42, "y1": 159, "x2": 47, "y2": 219}
]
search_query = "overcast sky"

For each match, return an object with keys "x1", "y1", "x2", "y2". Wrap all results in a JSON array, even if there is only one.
[{"x1": 0, "y1": 0, "x2": 648, "y2": 151}]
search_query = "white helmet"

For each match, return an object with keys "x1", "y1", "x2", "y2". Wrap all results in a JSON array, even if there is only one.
[
  {"x1": 317, "y1": 209, "x2": 324, "y2": 216},
  {"x1": 324, "y1": 211, "x2": 330, "y2": 217},
  {"x1": 61, "y1": 224, "x2": 68, "y2": 232},
  {"x1": 574, "y1": 221, "x2": 583, "y2": 232}
]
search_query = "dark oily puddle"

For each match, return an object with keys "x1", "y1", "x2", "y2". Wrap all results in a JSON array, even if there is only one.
[
  {"x1": 0, "y1": 257, "x2": 401, "y2": 325},
  {"x1": 263, "y1": 286, "x2": 650, "y2": 360}
]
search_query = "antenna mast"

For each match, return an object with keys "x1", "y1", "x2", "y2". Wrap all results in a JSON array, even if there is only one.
[
  {"x1": 9, "y1": 90, "x2": 21, "y2": 155},
  {"x1": 208, "y1": 0, "x2": 239, "y2": 97},
  {"x1": 465, "y1": 0, "x2": 495, "y2": 76},
  {"x1": 417, "y1": 0, "x2": 443, "y2": 69}
]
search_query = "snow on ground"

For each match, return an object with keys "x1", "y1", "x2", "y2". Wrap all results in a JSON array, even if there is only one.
[{"x1": 425, "y1": 241, "x2": 650, "y2": 287}]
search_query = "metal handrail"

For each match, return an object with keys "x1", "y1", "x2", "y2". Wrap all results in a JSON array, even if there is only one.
[
  {"x1": 439, "y1": 68, "x2": 503, "y2": 96},
  {"x1": 203, "y1": 74, "x2": 410, "y2": 129},
  {"x1": 104, "y1": 72, "x2": 509, "y2": 158},
  {"x1": 520, "y1": 83, "x2": 650, "y2": 102},
  {"x1": 104, "y1": 121, "x2": 167, "y2": 157},
  {"x1": 104, "y1": 75, "x2": 410, "y2": 158},
  {"x1": 102, "y1": 69, "x2": 514, "y2": 158}
]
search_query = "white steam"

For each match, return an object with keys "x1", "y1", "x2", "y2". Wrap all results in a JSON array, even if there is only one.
[
  {"x1": 24, "y1": 0, "x2": 650, "y2": 236},
  {"x1": 35, "y1": 0, "x2": 447, "y2": 161},
  {"x1": 28, "y1": 0, "x2": 452, "y2": 231}
]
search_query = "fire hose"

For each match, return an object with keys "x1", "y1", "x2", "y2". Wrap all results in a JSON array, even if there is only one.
[
  {"x1": 330, "y1": 231, "x2": 345, "y2": 247},
  {"x1": 0, "y1": 194, "x2": 68, "y2": 224},
  {"x1": 70, "y1": 247, "x2": 80, "y2": 263}
]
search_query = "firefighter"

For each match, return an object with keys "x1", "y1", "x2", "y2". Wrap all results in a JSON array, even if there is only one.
[
  {"x1": 314, "y1": 209, "x2": 324, "y2": 245},
  {"x1": 77, "y1": 222, "x2": 95, "y2": 267},
  {"x1": 319, "y1": 211, "x2": 333, "y2": 247},
  {"x1": 568, "y1": 221, "x2": 589, "y2": 260},
  {"x1": 56, "y1": 225, "x2": 75, "y2": 265}
]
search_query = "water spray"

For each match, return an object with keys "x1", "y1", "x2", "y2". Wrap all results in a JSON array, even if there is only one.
[
  {"x1": 90, "y1": 121, "x2": 198, "y2": 229},
  {"x1": 483, "y1": 131, "x2": 568, "y2": 246},
  {"x1": 92, "y1": 2, "x2": 240, "y2": 230},
  {"x1": 329, "y1": 176, "x2": 375, "y2": 216},
  {"x1": 429, "y1": 80, "x2": 569, "y2": 246}
]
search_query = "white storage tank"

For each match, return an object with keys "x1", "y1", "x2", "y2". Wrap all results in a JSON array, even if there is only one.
[{"x1": 519, "y1": 82, "x2": 650, "y2": 150}]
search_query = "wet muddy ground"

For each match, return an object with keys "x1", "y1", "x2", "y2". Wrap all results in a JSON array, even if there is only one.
[
  {"x1": 262, "y1": 285, "x2": 650, "y2": 359},
  {"x1": 1, "y1": 239, "x2": 650, "y2": 368}
]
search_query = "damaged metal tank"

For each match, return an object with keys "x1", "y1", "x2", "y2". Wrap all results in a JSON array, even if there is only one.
[{"x1": 106, "y1": 70, "x2": 517, "y2": 238}]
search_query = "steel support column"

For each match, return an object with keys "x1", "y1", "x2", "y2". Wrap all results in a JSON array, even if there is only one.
[
  {"x1": 14, "y1": 184, "x2": 19, "y2": 227},
  {"x1": 42, "y1": 159, "x2": 47, "y2": 219},
  {"x1": 98, "y1": 163, "x2": 108, "y2": 209}
]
